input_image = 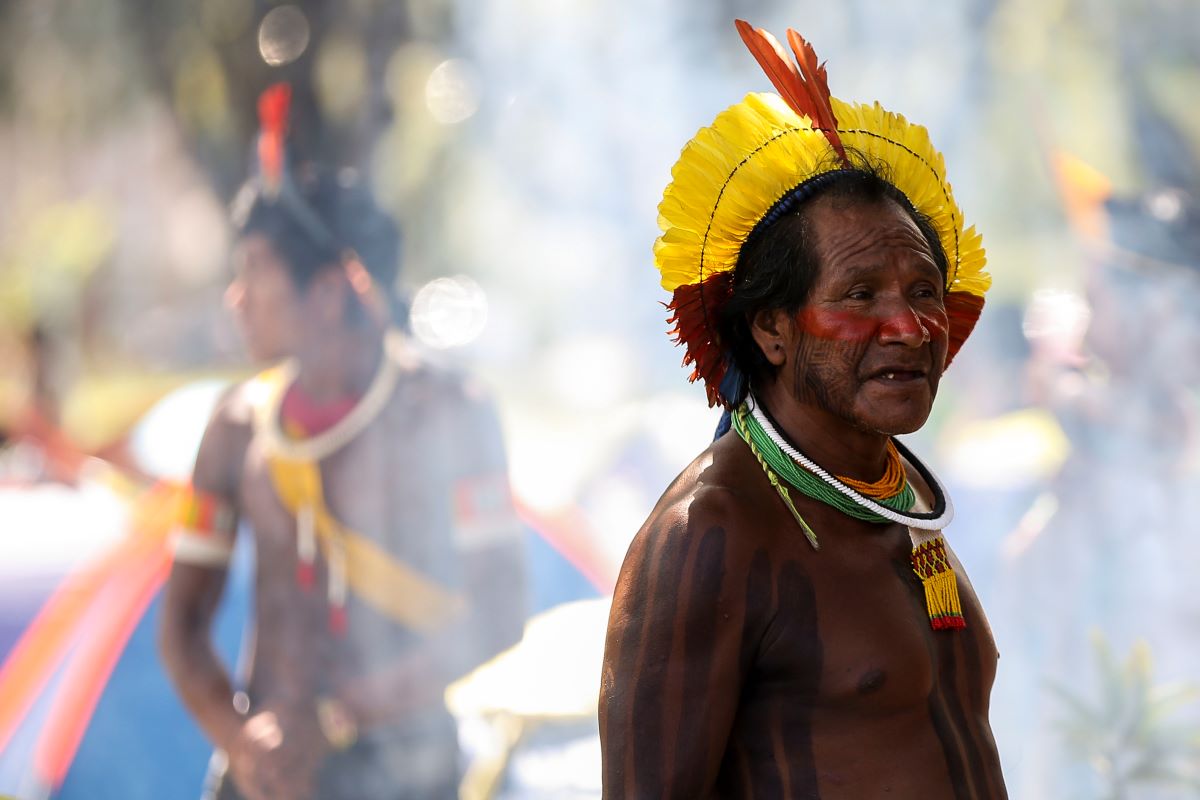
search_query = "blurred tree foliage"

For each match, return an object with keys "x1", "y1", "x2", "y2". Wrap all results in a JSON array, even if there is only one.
[
  {"x1": 0, "y1": 0, "x2": 451, "y2": 198},
  {"x1": 0, "y1": 0, "x2": 464, "y2": 427},
  {"x1": 1051, "y1": 634, "x2": 1200, "y2": 799},
  {"x1": 135, "y1": 0, "x2": 431, "y2": 199},
  {"x1": 1, "y1": 0, "x2": 1198, "y2": 387}
]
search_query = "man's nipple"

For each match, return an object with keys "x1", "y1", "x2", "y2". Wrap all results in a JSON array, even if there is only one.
[{"x1": 856, "y1": 668, "x2": 888, "y2": 695}]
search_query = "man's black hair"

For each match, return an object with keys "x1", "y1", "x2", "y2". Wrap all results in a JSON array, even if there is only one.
[
  {"x1": 717, "y1": 163, "x2": 950, "y2": 404},
  {"x1": 233, "y1": 165, "x2": 401, "y2": 293}
]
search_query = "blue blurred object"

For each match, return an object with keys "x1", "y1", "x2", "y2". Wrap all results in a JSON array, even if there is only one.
[{"x1": 55, "y1": 539, "x2": 251, "y2": 800}]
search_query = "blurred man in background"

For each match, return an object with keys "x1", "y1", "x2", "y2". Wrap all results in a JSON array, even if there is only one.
[{"x1": 158, "y1": 85, "x2": 527, "y2": 800}]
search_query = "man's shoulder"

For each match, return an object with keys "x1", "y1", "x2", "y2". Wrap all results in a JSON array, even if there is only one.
[
  {"x1": 202, "y1": 378, "x2": 260, "y2": 439},
  {"x1": 389, "y1": 344, "x2": 493, "y2": 414},
  {"x1": 634, "y1": 433, "x2": 773, "y2": 559},
  {"x1": 190, "y1": 378, "x2": 260, "y2": 495}
]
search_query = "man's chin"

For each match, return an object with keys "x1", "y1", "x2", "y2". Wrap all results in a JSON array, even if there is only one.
[
  {"x1": 852, "y1": 405, "x2": 933, "y2": 436},
  {"x1": 855, "y1": 383, "x2": 937, "y2": 434},
  {"x1": 242, "y1": 340, "x2": 285, "y2": 364},
  {"x1": 878, "y1": 419, "x2": 927, "y2": 436}
]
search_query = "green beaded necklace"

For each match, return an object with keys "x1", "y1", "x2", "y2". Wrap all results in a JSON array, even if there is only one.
[{"x1": 732, "y1": 404, "x2": 915, "y2": 546}]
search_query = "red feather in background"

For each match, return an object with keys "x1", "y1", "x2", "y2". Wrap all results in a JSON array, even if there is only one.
[{"x1": 257, "y1": 82, "x2": 292, "y2": 193}]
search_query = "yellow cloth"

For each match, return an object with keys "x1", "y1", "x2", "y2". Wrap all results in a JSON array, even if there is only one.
[
  {"x1": 266, "y1": 454, "x2": 466, "y2": 634},
  {"x1": 254, "y1": 365, "x2": 466, "y2": 634}
]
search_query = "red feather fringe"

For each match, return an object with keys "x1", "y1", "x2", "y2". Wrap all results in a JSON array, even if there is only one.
[
  {"x1": 667, "y1": 273, "x2": 735, "y2": 407},
  {"x1": 945, "y1": 291, "x2": 985, "y2": 368}
]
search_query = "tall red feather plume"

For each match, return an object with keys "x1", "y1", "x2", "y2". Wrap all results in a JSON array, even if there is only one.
[
  {"x1": 734, "y1": 20, "x2": 810, "y2": 125},
  {"x1": 257, "y1": 82, "x2": 292, "y2": 193},
  {"x1": 785, "y1": 29, "x2": 846, "y2": 162},
  {"x1": 733, "y1": 20, "x2": 847, "y2": 164}
]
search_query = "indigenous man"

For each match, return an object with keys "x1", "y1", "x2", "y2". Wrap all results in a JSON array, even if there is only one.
[
  {"x1": 159, "y1": 85, "x2": 527, "y2": 800},
  {"x1": 599, "y1": 22, "x2": 1006, "y2": 799}
]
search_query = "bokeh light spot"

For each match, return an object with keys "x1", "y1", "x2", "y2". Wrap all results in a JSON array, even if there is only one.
[
  {"x1": 1022, "y1": 289, "x2": 1091, "y2": 345},
  {"x1": 411, "y1": 276, "x2": 489, "y2": 349},
  {"x1": 258, "y1": 5, "x2": 310, "y2": 67},
  {"x1": 1145, "y1": 188, "x2": 1184, "y2": 223},
  {"x1": 425, "y1": 59, "x2": 481, "y2": 124}
]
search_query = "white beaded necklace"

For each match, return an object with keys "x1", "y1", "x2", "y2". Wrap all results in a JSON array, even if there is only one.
[
  {"x1": 747, "y1": 396, "x2": 954, "y2": 531},
  {"x1": 255, "y1": 329, "x2": 405, "y2": 462}
]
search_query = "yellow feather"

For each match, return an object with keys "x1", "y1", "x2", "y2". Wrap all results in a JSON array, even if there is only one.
[{"x1": 655, "y1": 92, "x2": 989, "y2": 304}]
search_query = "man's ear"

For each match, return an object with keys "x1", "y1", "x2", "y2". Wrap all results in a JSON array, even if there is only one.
[
  {"x1": 749, "y1": 308, "x2": 795, "y2": 367},
  {"x1": 306, "y1": 268, "x2": 350, "y2": 324}
]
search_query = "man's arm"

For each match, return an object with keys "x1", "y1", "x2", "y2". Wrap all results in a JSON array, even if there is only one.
[
  {"x1": 159, "y1": 561, "x2": 243, "y2": 744},
  {"x1": 157, "y1": 398, "x2": 244, "y2": 751},
  {"x1": 159, "y1": 393, "x2": 324, "y2": 800},
  {"x1": 599, "y1": 488, "x2": 760, "y2": 799}
]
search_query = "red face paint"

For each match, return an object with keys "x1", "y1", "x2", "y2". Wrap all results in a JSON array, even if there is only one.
[
  {"x1": 878, "y1": 306, "x2": 926, "y2": 340},
  {"x1": 794, "y1": 305, "x2": 948, "y2": 345},
  {"x1": 795, "y1": 307, "x2": 878, "y2": 342}
]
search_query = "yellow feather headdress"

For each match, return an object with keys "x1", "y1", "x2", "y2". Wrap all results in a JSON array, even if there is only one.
[{"x1": 656, "y1": 20, "x2": 990, "y2": 407}]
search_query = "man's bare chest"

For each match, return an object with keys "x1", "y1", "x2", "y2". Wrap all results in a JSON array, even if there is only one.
[
  {"x1": 747, "y1": 520, "x2": 996, "y2": 717},
  {"x1": 236, "y1": 423, "x2": 455, "y2": 566}
]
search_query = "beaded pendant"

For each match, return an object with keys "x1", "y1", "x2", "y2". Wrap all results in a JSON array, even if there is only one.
[{"x1": 910, "y1": 536, "x2": 966, "y2": 630}]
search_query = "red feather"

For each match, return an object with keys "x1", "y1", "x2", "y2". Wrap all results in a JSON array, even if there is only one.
[
  {"x1": 734, "y1": 20, "x2": 812, "y2": 126},
  {"x1": 785, "y1": 29, "x2": 847, "y2": 162},
  {"x1": 257, "y1": 82, "x2": 292, "y2": 192},
  {"x1": 667, "y1": 273, "x2": 736, "y2": 407},
  {"x1": 733, "y1": 20, "x2": 847, "y2": 164},
  {"x1": 944, "y1": 291, "x2": 985, "y2": 368}
]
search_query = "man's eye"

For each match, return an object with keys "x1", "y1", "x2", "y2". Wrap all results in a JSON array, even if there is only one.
[{"x1": 847, "y1": 289, "x2": 872, "y2": 301}]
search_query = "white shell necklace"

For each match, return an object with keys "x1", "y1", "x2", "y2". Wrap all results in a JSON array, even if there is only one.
[
  {"x1": 255, "y1": 329, "x2": 405, "y2": 462},
  {"x1": 747, "y1": 396, "x2": 955, "y2": 531}
]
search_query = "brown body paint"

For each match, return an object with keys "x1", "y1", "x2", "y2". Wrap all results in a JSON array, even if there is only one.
[
  {"x1": 600, "y1": 436, "x2": 1007, "y2": 799},
  {"x1": 601, "y1": 196, "x2": 1005, "y2": 798}
]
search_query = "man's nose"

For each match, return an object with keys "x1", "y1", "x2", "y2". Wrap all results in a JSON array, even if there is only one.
[{"x1": 877, "y1": 302, "x2": 928, "y2": 347}]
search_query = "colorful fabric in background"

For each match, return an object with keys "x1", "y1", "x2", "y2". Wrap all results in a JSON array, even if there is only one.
[
  {"x1": 0, "y1": 381, "x2": 608, "y2": 799},
  {"x1": 56, "y1": 542, "x2": 253, "y2": 800},
  {"x1": 0, "y1": 473, "x2": 253, "y2": 800}
]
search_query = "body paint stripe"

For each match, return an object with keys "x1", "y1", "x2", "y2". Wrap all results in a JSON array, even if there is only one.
[
  {"x1": 774, "y1": 561, "x2": 821, "y2": 796},
  {"x1": 629, "y1": 528, "x2": 689, "y2": 795},
  {"x1": 671, "y1": 526, "x2": 729, "y2": 792}
]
